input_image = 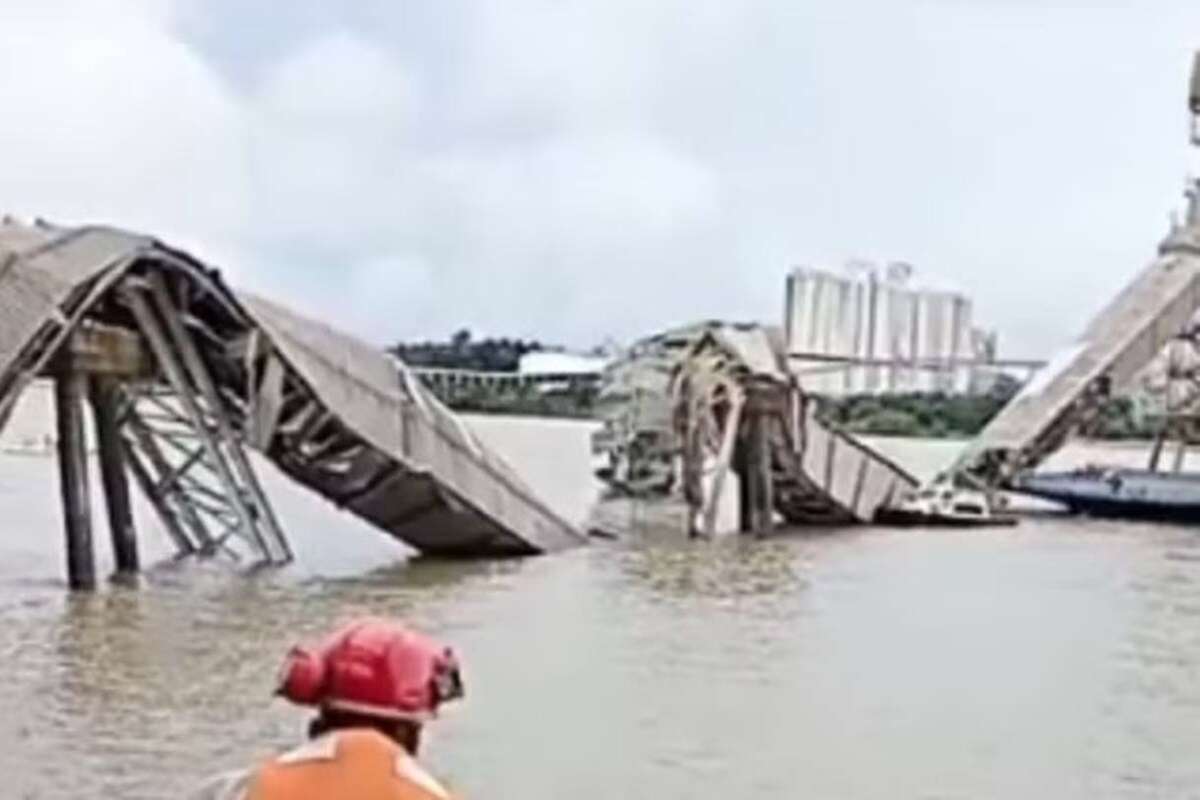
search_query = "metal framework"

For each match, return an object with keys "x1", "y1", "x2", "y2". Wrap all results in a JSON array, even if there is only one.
[
  {"x1": 669, "y1": 324, "x2": 918, "y2": 535},
  {"x1": 0, "y1": 219, "x2": 586, "y2": 588},
  {"x1": 117, "y1": 275, "x2": 291, "y2": 563},
  {"x1": 932, "y1": 196, "x2": 1200, "y2": 493},
  {"x1": 892, "y1": 52, "x2": 1200, "y2": 500}
]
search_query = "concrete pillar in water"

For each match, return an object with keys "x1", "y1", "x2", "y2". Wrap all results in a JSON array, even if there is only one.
[
  {"x1": 90, "y1": 377, "x2": 139, "y2": 576},
  {"x1": 737, "y1": 439, "x2": 753, "y2": 533},
  {"x1": 55, "y1": 369, "x2": 96, "y2": 590},
  {"x1": 740, "y1": 409, "x2": 774, "y2": 534}
]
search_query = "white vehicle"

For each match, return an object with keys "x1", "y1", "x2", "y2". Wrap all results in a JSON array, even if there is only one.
[{"x1": 876, "y1": 482, "x2": 1016, "y2": 527}]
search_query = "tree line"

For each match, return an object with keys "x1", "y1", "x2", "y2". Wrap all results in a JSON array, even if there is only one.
[
  {"x1": 389, "y1": 329, "x2": 543, "y2": 372},
  {"x1": 816, "y1": 376, "x2": 1158, "y2": 440},
  {"x1": 392, "y1": 334, "x2": 1160, "y2": 440}
]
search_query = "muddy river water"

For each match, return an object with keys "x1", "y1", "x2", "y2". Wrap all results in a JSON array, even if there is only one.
[{"x1": 0, "y1": 416, "x2": 1197, "y2": 798}]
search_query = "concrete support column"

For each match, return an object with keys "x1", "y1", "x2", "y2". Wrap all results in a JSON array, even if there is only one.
[
  {"x1": 55, "y1": 368, "x2": 95, "y2": 590},
  {"x1": 737, "y1": 437, "x2": 753, "y2": 533},
  {"x1": 740, "y1": 410, "x2": 774, "y2": 534},
  {"x1": 90, "y1": 376, "x2": 139, "y2": 576}
]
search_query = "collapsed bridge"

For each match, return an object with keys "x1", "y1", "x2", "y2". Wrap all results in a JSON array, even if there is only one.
[
  {"x1": 592, "y1": 321, "x2": 918, "y2": 535},
  {"x1": 0, "y1": 219, "x2": 586, "y2": 588}
]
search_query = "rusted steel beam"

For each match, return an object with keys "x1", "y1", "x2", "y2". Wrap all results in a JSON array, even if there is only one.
[{"x1": 43, "y1": 322, "x2": 151, "y2": 378}]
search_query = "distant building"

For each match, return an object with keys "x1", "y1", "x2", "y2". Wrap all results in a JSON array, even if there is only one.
[
  {"x1": 517, "y1": 351, "x2": 610, "y2": 376},
  {"x1": 785, "y1": 264, "x2": 995, "y2": 396},
  {"x1": 515, "y1": 350, "x2": 610, "y2": 397}
]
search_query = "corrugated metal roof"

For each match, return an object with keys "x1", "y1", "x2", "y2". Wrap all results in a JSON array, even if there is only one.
[{"x1": 0, "y1": 223, "x2": 147, "y2": 385}]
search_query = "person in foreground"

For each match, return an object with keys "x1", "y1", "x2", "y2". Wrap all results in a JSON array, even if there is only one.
[{"x1": 194, "y1": 618, "x2": 465, "y2": 800}]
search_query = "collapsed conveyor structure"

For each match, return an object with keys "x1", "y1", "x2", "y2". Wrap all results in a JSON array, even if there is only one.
[
  {"x1": 593, "y1": 322, "x2": 917, "y2": 535},
  {"x1": 948, "y1": 219, "x2": 1200, "y2": 492},
  {"x1": 942, "y1": 51, "x2": 1200, "y2": 496},
  {"x1": 672, "y1": 324, "x2": 917, "y2": 534},
  {"x1": 0, "y1": 219, "x2": 585, "y2": 586},
  {"x1": 902, "y1": 51, "x2": 1200, "y2": 506}
]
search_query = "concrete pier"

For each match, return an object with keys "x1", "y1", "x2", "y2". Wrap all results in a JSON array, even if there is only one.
[
  {"x1": 739, "y1": 405, "x2": 774, "y2": 534},
  {"x1": 54, "y1": 368, "x2": 95, "y2": 590},
  {"x1": 90, "y1": 377, "x2": 139, "y2": 576}
]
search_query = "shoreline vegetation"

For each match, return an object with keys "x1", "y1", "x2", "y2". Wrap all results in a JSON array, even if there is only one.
[
  {"x1": 393, "y1": 334, "x2": 1161, "y2": 441},
  {"x1": 816, "y1": 385, "x2": 1159, "y2": 441},
  {"x1": 432, "y1": 387, "x2": 1159, "y2": 442},
  {"x1": 390, "y1": 329, "x2": 546, "y2": 373}
]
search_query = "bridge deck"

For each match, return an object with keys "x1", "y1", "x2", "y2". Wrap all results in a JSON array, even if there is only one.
[{"x1": 0, "y1": 219, "x2": 586, "y2": 560}]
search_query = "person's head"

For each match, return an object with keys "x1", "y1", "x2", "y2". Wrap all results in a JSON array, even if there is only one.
[{"x1": 275, "y1": 618, "x2": 464, "y2": 755}]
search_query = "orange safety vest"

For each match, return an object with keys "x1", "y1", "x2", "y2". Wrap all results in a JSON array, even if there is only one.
[{"x1": 241, "y1": 729, "x2": 454, "y2": 800}]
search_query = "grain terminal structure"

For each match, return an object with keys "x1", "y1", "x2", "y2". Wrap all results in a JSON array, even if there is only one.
[{"x1": 785, "y1": 264, "x2": 998, "y2": 396}]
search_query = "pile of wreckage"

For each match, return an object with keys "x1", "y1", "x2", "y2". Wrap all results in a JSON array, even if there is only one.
[{"x1": 592, "y1": 321, "x2": 917, "y2": 536}]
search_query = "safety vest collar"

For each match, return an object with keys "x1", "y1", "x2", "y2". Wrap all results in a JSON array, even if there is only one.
[
  {"x1": 263, "y1": 730, "x2": 452, "y2": 799},
  {"x1": 275, "y1": 733, "x2": 340, "y2": 765},
  {"x1": 394, "y1": 752, "x2": 451, "y2": 799}
]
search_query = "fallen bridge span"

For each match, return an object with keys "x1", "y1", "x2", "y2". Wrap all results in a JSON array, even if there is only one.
[{"x1": 0, "y1": 219, "x2": 586, "y2": 588}]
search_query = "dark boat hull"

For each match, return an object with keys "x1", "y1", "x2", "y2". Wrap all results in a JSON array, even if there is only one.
[
  {"x1": 874, "y1": 508, "x2": 1019, "y2": 528},
  {"x1": 1014, "y1": 468, "x2": 1200, "y2": 524},
  {"x1": 1053, "y1": 498, "x2": 1200, "y2": 522}
]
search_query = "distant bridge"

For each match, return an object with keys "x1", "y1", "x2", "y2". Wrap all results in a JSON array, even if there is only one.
[
  {"x1": 411, "y1": 366, "x2": 601, "y2": 397},
  {"x1": 0, "y1": 219, "x2": 586, "y2": 589},
  {"x1": 786, "y1": 352, "x2": 1046, "y2": 384}
]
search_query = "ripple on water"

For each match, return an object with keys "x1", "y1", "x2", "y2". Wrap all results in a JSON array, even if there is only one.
[{"x1": 3, "y1": 455, "x2": 1200, "y2": 796}]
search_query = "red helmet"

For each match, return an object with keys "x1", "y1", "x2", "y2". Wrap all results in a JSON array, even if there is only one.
[{"x1": 277, "y1": 619, "x2": 464, "y2": 722}]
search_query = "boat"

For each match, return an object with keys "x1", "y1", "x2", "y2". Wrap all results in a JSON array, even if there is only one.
[
  {"x1": 1012, "y1": 466, "x2": 1200, "y2": 522},
  {"x1": 1008, "y1": 310, "x2": 1200, "y2": 523},
  {"x1": 875, "y1": 483, "x2": 1019, "y2": 528}
]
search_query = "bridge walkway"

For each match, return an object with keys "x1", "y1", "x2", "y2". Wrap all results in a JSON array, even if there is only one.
[{"x1": 0, "y1": 219, "x2": 586, "y2": 567}]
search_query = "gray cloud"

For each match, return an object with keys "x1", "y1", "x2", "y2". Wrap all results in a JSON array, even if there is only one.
[{"x1": 1, "y1": 1, "x2": 1196, "y2": 357}]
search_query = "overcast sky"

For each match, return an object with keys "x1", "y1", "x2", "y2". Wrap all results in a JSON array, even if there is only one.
[{"x1": 1, "y1": 1, "x2": 1196, "y2": 357}]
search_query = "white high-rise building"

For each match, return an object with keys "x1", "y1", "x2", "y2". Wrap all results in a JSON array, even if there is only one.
[{"x1": 785, "y1": 264, "x2": 989, "y2": 396}]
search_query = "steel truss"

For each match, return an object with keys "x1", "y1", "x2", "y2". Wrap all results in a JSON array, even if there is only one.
[{"x1": 117, "y1": 274, "x2": 292, "y2": 565}]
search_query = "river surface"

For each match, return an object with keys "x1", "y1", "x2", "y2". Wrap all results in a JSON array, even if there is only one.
[{"x1": 1, "y1": 417, "x2": 1199, "y2": 799}]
